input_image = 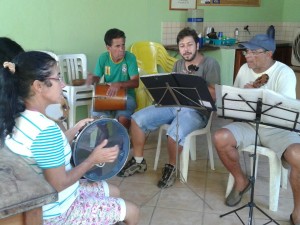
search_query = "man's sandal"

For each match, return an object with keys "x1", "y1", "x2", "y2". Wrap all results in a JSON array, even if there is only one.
[{"x1": 225, "y1": 180, "x2": 251, "y2": 207}]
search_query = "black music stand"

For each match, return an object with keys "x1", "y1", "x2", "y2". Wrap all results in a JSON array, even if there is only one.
[
  {"x1": 215, "y1": 84, "x2": 300, "y2": 225},
  {"x1": 140, "y1": 72, "x2": 216, "y2": 111},
  {"x1": 140, "y1": 72, "x2": 216, "y2": 179}
]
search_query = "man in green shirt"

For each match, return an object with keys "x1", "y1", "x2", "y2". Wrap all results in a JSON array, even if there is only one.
[{"x1": 87, "y1": 28, "x2": 139, "y2": 129}]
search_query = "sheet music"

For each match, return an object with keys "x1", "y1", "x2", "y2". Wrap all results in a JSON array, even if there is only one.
[
  {"x1": 261, "y1": 90, "x2": 300, "y2": 131},
  {"x1": 216, "y1": 84, "x2": 300, "y2": 131},
  {"x1": 215, "y1": 84, "x2": 262, "y2": 121}
]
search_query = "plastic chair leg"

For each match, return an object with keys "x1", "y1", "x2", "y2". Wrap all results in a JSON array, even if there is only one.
[
  {"x1": 268, "y1": 153, "x2": 281, "y2": 211},
  {"x1": 67, "y1": 104, "x2": 76, "y2": 128},
  {"x1": 225, "y1": 173, "x2": 234, "y2": 198},
  {"x1": 281, "y1": 167, "x2": 289, "y2": 189},
  {"x1": 281, "y1": 167, "x2": 288, "y2": 189},
  {"x1": 206, "y1": 131, "x2": 215, "y2": 170},
  {"x1": 154, "y1": 126, "x2": 165, "y2": 170},
  {"x1": 190, "y1": 135, "x2": 197, "y2": 160},
  {"x1": 180, "y1": 140, "x2": 191, "y2": 183}
]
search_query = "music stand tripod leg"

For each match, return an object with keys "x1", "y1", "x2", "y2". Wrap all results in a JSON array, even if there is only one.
[
  {"x1": 175, "y1": 108, "x2": 180, "y2": 178},
  {"x1": 219, "y1": 99, "x2": 279, "y2": 225}
]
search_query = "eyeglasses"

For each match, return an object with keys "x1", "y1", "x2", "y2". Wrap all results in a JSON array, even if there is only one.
[
  {"x1": 47, "y1": 76, "x2": 63, "y2": 83},
  {"x1": 242, "y1": 50, "x2": 267, "y2": 56}
]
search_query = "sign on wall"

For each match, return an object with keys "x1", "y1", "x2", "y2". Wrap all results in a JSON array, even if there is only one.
[{"x1": 169, "y1": 0, "x2": 197, "y2": 10}]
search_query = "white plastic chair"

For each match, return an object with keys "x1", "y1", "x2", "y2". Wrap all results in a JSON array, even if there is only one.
[
  {"x1": 40, "y1": 51, "x2": 67, "y2": 130},
  {"x1": 154, "y1": 111, "x2": 215, "y2": 183},
  {"x1": 58, "y1": 54, "x2": 93, "y2": 128},
  {"x1": 225, "y1": 145, "x2": 288, "y2": 211}
]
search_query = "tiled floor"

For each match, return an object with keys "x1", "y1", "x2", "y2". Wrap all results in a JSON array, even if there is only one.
[{"x1": 109, "y1": 113, "x2": 293, "y2": 225}]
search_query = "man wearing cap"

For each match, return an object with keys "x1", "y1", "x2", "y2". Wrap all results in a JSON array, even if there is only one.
[{"x1": 213, "y1": 34, "x2": 300, "y2": 225}]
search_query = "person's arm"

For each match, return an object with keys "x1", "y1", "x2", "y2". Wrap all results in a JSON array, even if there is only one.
[
  {"x1": 31, "y1": 126, "x2": 119, "y2": 193},
  {"x1": 208, "y1": 84, "x2": 217, "y2": 101},
  {"x1": 234, "y1": 63, "x2": 255, "y2": 88},
  {"x1": 86, "y1": 54, "x2": 104, "y2": 85},
  {"x1": 85, "y1": 73, "x2": 100, "y2": 85},
  {"x1": 273, "y1": 66, "x2": 297, "y2": 98},
  {"x1": 107, "y1": 75, "x2": 139, "y2": 96},
  {"x1": 43, "y1": 139, "x2": 119, "y2": 192},
  {"x1": 107, "y1": 52, "x2": 139, "y2": 96},
  {"x1": 204, "y1": 58, "x2": 221, "y2": 101}
]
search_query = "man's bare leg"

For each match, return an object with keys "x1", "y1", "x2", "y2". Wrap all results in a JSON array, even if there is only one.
[
  {"x1": 118, "y1": 116, "x2": 131, "y2": 130},
  {"x1": 130, "y1": 119, "x2": 146, "y2": 157},
  {"x1": 213, "y1": 128, "x2": 249, "y2": 192},
  {"x1": 167, "y1": 137, "x2": 182, "y2": 166},
  {"x1": 284, "y1": 144, "x2": 300, "y2": 224},
  {"x1": 117, "y1": 119, "x2": 147, "y2": 177}
]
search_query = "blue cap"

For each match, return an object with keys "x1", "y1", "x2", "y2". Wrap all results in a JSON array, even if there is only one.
[{"x1": 239, "y1": 34, "x2": 276, "y2": 52}]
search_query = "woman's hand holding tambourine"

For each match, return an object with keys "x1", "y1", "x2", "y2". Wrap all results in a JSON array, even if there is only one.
[
  {"x1": 89, "y1": 139, "x2": 120, "y2": 165},
  {"x1": 64, "y1": 118, "x2": 94, "y2": 144},
  {"x1": 73, "y1": 118, "x2": 94, "y2": 133},
  {"x1": 71, "y1": 118, "x2": 130, "y2": 181}
]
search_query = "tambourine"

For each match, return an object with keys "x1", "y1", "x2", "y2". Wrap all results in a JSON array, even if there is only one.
[{"x1": 72, "y1": 118, "x2": 130, "y2": 181}]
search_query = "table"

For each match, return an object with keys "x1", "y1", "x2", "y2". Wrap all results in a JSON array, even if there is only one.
[{"x1": 0, "y1": 146, "x2": 57, "y2": 225}]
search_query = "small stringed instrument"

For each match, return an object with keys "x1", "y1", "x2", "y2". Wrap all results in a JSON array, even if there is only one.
[{"x1": 252, "y1": 74, "x2": 269, "y2": 88}]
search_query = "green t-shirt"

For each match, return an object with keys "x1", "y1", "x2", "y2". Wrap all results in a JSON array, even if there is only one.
[{"x1": 94, "y1": 51, "x2": 138, "y2": 98}]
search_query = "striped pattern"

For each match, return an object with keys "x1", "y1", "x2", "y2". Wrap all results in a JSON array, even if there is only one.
[{"x1": 5, "y1": 110, "x2": 79, "y2": 219}]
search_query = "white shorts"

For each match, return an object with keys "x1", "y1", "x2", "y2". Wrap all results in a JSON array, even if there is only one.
[{"x1": 224, "y1": 122, "x2": 300, "y2": 159}]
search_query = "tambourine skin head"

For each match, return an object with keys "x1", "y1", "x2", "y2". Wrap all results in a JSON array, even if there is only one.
[{"x1": 72, "y1": 118, "x2": 130, "y2": 181}]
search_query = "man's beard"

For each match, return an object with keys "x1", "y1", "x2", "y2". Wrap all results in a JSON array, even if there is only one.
[{"x1": 183, "y1": 51, "x2": 197, "y2": 62}]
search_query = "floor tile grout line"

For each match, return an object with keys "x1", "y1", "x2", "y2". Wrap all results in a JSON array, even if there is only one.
[
  {"x1": 178, "y1": 165, "x2": 214, "y2": 211},
  {"x1": 146, "y1": 188, "x2": 168, "y2": 225}
]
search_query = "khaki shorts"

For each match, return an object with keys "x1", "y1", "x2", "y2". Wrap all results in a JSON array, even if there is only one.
[{"x1": 224, "y1": 122, "x2": 300, "y2": 159}]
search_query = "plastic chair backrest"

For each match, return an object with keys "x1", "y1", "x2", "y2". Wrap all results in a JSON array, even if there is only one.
[
  {"x1": 130, "y1": 41, "x2": 177, "y2": 74},
  {"x1": 40, "y1": 51, "x2": 59, "y2": 61},
  {"x1": 135, "y1": 68, "x2": 154, "y2": 111},
  {"x1": 58, "y1": 54, "x2": 87, "y2": 85}
]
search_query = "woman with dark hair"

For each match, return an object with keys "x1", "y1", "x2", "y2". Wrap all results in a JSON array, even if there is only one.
[
  {"x1": 1, "y1": 51, "x2": 139, "y2": 225},
  {"x1": 0, "y1": 37, "x2": 24, "y2": 66}
]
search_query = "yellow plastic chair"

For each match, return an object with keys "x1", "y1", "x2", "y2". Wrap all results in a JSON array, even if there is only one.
[
  {"x1": 134, "y1": 68, "x2": 154, "y2": 111},
  {"x1": 130, "y1": 41, "x2": 177, "y2": 74},
  {"x1": 130, "y1": 42, "x2": 177, "y2": 111}
]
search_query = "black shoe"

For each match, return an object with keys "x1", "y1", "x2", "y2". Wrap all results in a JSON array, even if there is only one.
[
  {"x1": 117, "y1": 157, "x2": 147, "y2": 177},
  {"x1": 157, "y1": 164, "x2": 176, "y2": 188}
]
